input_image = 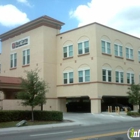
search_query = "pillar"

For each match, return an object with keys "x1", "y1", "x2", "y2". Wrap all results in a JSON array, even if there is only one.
[
  {"x1": 90, "y1": 98, "x2": 101, "y2": 114},
  {"x1": 133, "y1": 105, "x2": 139, "y2": 112},
  {"x1": 57, "y1": 98, "x2": 67, "y2": 112}
]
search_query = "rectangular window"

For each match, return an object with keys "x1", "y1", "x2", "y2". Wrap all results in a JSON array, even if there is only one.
[
  {"x1": 63, "y1": 72, "x2": 73, "y2": 84},
  {"x1": 78, "y1": 41, "x2": 89, "y2": 55},
  {"x1": 78, "y1": 69, "x2": 90, "y2": 82},
  {"x1": 114, "y1": 44, "x2": 123, "y2": 57},
  {"x1": 102, "y1": 69, "x2": 112, "y2": 82},
  {"x1": 116, "y1": 71, "x2": 123, "y2": 83},
  {"x1": 126, "y1": 47, "x2": 133, "y2": 59},
  {"x1": 101, "y1": 40, "x2": 111, "y2": 54},
  {"x1": 63, "y1": 45, "x2": 73, "y2": 58},
  {"x1": 127, "y1": 73, "x2": 134, "y2": 84},
  {"x1": 10, "y1": 53, "x2": 17, "y2": 68},
  {"x1": 23, "y1": 49, "x2": 30, "y2": 65}
]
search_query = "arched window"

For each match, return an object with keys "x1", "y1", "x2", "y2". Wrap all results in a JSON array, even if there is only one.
[
  {"x1": 127, "y1": 69, "x2": 134, "y2": 84},
  {"x1": 102, "y1": 64, "x2": 112, "y2": 82},
  {"x1": 115, "y1": 67, "x2": 123, "y2": 83},
  {"x1": 63, "y1": 68, "x2": 73, "y2": 84}
]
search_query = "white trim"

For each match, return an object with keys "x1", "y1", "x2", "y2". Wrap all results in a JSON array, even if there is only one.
[
  {"x1": 63, "y1": 70, "x2": 73, "y2": 73},
  {"x1": 77, "y1": 40, "x2": 89, "y2": 44},
  {"x1": 78, "y1": 67, "x2": 90, "y2": 71},
  {"x1": 78, "y1": 40, "x2": 89, "y2": 55},
  {"x1": 63, "y1": 45, "x2": 73, "y2": 58}
]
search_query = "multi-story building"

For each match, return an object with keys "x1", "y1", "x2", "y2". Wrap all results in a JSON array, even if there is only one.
[{"x1": 0, "y1": 15, "x2": 140, "y2": 113}]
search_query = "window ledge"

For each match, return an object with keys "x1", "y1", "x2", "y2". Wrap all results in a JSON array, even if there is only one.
[
  {"x1": 10, "y1": 67, "x2": 17, "y2": 70},
  {"x1": 22, "y1": 64, "x2": 30, "y2": 67},
  {"x1": 63, "y1": 57, "x2": 73, "y2": 60},
  {"x1": 115, "y1": 56, "x2": 123, "y2": 59},
  {"x1": 126, "y1": 59, "x2": 134, "y2": 61},
  {"x1": 102, "y1": 53, "x2": 112, "y2": 56},
  {"x1": 78, "y1": 53, "x2": 90, "y2": 57}
]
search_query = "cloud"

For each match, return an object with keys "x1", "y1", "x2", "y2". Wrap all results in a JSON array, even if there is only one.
[
  {"x1": 17, "y1": 0, "x2": 32, "y2": 7},
  {"x1": 0, "y1": 4, "x2": 30, "y2": 27},
  {"x1": 70, "y1": 0, "x2": 140, "y2": 37}
]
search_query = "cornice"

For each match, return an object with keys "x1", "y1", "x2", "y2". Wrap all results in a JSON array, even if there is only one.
[{"x1": 0, "y1": 15, "x2": 64, "y2": 41}]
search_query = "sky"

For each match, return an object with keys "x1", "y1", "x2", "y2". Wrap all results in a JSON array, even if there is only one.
[{"x1": 0, "y1": 0, "x2": 140, "y2": 52}]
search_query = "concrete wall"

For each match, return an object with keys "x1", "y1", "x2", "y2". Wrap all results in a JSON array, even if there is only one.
[{"x1": 3, "y1": 100, "x2": 40, "y2": 110}]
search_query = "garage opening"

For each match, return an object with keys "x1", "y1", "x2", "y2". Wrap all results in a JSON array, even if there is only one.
[
  {"x1": 66, "y1": 96, "x2": 91, "y2": 113},
  {"x1": 101, "y1": 96, "x2": 133, "y2": 112}
]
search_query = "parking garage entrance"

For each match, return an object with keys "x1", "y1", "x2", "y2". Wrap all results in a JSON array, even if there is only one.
[
  {"x1": 101, "y1": 96, "x2": 133, "y2": 112},
  {"x1": 66, "y1": 96, "x2": 91, "y2": 113}
]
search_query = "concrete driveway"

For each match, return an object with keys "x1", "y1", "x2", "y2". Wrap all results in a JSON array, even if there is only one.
[{"x1": 63, "y1": 112, "x2": 140, "y2": 126}]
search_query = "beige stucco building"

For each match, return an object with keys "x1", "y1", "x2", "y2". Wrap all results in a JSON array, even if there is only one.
[{"x1": 0, "y1": 15, "x2": 140, "y2": 113}]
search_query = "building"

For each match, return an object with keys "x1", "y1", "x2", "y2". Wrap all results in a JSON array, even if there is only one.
[{"x1": 0, "y1": 15, "x2": 140, "y2": 113}]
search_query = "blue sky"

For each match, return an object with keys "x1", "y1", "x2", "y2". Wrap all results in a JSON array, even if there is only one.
[{"x1": 1, "y1": 0, "x2": 140, "y2": 52}]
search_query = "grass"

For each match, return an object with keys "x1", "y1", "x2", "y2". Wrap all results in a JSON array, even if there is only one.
[{"x1": 0, "y1": 121, "x2": 61, "y2": 128}]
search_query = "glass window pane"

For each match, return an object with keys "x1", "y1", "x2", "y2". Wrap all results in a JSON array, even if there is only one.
[
  {"x1": 127, "y1": 73, "x2": 130, "y2": 84},
  {"x1": 116, "y1": 71, "x2": 119, "y2": 82},
  {"x1": 107, "y1": 42, "x2": 111, "y2": 54},
  {"x1": 79, "y1": 71, "x2": 83, "y2": 82},
  {"x1": 114, "y1": 44, "x2": 118, "y2": 56},
  {"x1": 10, "y1": 54, "x2": 13, "y2": 68},
  {"x1": 119, "y1": 46, "x2": 123, "y2": 57},
  {"x1": 120, "y1": 72, "x2": 123, "y2": 83},
  {"x1": 85, "y1": 70, "x2": 90, "y2": 82},
  {"x1": 101, "y1": 41, "x2": 105, "y2": 53},
  {"x1": 69, "y1": 72, "x2": 73, "y2": 83},
  {"x1": 27, "y1": 50, "x2": 30, "y2": 64},
  {"x1": 126, "y1": 48, "x2": 129, "y2": 59},
  {"x1": 69, "y1": 45, "x2": 73, "y2": 57},
  {"x1": 78, "y1": 43, "x2": 82, "y2": 54},
  {"x1": 63, "y1": 47, "x2": 67, "y2": 58},
  {"x1": 102, "y1": 69, "x2": 106, "y2": 81},
  {"x1": 108, "y1": 70, "x2": 111, "y2": 82},
  {"x1": 84, "y1": 41, "x2": 89, "y2": 53},
  {"x1": 14, "y1": 53, "x2": 17, "y2": 67},
  {"x1": 130, "y1": 49, "x2": 133, "y2": 59},
  {"x1": 64, "y1": 73, "x2": 67, "y2": 84},
  {"x1": 131, "y1": 74, "x2": 134, "y2": 84}
]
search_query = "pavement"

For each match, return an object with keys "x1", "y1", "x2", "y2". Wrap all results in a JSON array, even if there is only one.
[{"x1": 0, "y1": 112, "x2": 140, "y2": 134}]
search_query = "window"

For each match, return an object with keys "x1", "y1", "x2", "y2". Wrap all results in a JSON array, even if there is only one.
[
  {"x1": 114, "y1": 44, "x2": 123, "y2": 57},
  {"x1": 23, "y1": 49, "x2": 30, "y2": 65},
  {"x1": 78, "y1": 69, "x2": 90, "y2": 82},
  {"x1": 63, "y1": 45, "x2": 73, "y2": 58},
  {"x1": 138, "y1": 51, "x2": 140, "y2": 62},
  {"x1": 10, "y1": 53, "x2": 17, "y2": 68},
  {"x1": 78, "y1": 41, "x2": 89, "y2": 55},
  {"x1": 63, "y1": 72, "x2": 73, "y2": 84},
  {"x1": 127, "y1": 73, "x2": 134, "y2": 84},
  {"x1": 102, "y1": 69, "x2": 111, "y2": 82},
  {"x1": 101, "y1": 40, "x2": 111, "y2": 54},
  {"x1": 126, "y1": 47, "x2": 133, "y2": 59},
  {"x1": 115, "y1": 71, "x2": 123, "y2": 83}
]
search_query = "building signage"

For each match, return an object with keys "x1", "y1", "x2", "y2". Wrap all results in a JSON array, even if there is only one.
[{"x1": 11, "y1": 37, "x2": 29, "y2": 50}]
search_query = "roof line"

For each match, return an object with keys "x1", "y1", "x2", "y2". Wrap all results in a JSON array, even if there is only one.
[{"x1": 58, "y1": 22, "x2": 140, "y2": 40}]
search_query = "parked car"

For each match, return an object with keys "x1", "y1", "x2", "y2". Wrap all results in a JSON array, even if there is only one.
[{"x1": 110, "y1": 103, "x2": 131, "y2": 111}]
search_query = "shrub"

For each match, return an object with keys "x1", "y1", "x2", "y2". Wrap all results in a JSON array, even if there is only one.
[
  {"x1": 0, "y1": 110, "x2": 63, "y2": 122},
  {"x1": 127, "y1": 111, "x2": 140, "y2": 117}
]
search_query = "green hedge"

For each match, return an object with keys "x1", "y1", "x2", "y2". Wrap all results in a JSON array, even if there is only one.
[
  {"x1": 127, "y1": 111, "x2": 140, "y2": 117},
  {"x1": 0, "y1": 110, "x2": 63, "y2": 122}
]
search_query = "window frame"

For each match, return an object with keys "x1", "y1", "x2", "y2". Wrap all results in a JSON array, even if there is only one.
[
  {"x1": 138, "y1": 51, "x2": 140, "y2": 62},
  {"x1": 127, "y1": 72, "x2": 134, "y2": 84},
  {"x1": 23, "y1": 49, "x2": 30, "y2": 66},
  {"x1": 115, "y1": 70, "x2": 124, "y2": 83},
  {"x1": 78, "y1": 68, "x2": 90, "y2": 83},
  {"x1": 126, "y1": 47, "x2": 133, "y2": 60},
  {"x1": 63, "y1": 71, "x2": 74, "y2": 84},
  {"x1": 78, "y1": 40, "x2": 89, "y2": 55},
  {"x1": 10, "y1": 52, "x2": 17, "y2": 68},
  {"x1": 63, "y1": 45, "x2": 73, "y2": 58},
  {"x1": 101, "y1": 40, "x2": 111, "y2": 54},
  {"x1": 114, "y1": 44, "x2": 123, "y2": 57},
  {"x1": 102, "y1": 68, "x2": 112, "y2": 82}
]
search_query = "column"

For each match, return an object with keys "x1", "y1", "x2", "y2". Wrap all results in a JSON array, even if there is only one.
[{"x1": 90, "y1": 98, "x2": 101, "y2": 114}]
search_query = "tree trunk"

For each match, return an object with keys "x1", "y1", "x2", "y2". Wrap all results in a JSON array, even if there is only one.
[{"x1": 31, "y1": 106, "x2": 34, "y2": 121}]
